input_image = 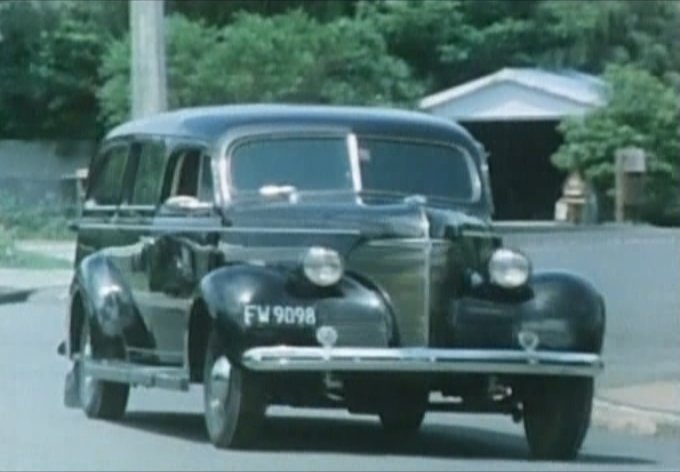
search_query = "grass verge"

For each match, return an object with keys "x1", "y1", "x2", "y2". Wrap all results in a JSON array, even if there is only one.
[{"x1": 0, "y1": 248, "x2": 72, "y2": 269}]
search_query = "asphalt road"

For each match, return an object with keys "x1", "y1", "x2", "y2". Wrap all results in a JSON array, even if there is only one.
[
  {"x1": 504, "y1": 226, "x2": 680, "y2": 389},
  {"x1": 1, "y1": 287, "x2": 679, "y2": 471}
]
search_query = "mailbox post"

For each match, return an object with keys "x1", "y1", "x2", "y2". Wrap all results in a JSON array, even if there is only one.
[{"x1": 615, "y1": 147, "x2": 647, "y2": 222}]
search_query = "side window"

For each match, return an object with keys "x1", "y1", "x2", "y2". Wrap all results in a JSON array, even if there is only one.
[
  {"x1": 88, "y1": 145, "x2": 129, "y2": 206},
  {"x1": 131, "y1": 140, "x2": 166, "y2": 206},
  {"x1": 175, "y1": 151, "x2": 200, "y2": 196},
  {"x1": 161, "y1": 147, "x2": 209, "y2": 202}
]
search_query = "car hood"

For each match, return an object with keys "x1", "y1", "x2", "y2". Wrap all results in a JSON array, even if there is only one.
[{"x1": 224, "y1": 199, "x2": 492, "y2": 255}]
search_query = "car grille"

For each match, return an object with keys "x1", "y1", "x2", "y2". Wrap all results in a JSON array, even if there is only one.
[
  {"x1": 315, "y1": 299, "x2": 390, "y2": 347},
  {"x1": 346, "y1": 238, "x2": 453, "y2": 346}
]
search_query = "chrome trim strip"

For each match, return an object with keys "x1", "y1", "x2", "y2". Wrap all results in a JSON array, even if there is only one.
[
  {"x1": 75, "y1": 222, "x2": 361, "y2": 235},
  {"x1": 118, "y1": 204, "x2": 156, "y2": 212},
  {"x1": 241, "y1": 346, "x2": 604, "y2": 377},
  {"x1": 364, "y1": 237, "x2": 447, "y2": 247}
]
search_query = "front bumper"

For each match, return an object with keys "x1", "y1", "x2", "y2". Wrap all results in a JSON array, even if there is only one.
[{"x1": 241, "y1": 346, "x2": 603, "y2": 377}]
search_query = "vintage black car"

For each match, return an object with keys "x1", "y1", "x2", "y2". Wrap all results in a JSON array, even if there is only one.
[{"x1": 59, "y1": 104, "x2": 605, "y2": 459}]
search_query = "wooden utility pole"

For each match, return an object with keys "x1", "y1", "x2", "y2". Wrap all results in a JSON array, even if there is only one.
[{"x1": 130, "y1": 0, "x2": 167, "y2": 119}]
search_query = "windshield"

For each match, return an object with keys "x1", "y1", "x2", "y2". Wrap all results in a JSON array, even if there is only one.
[
  {"x1": 226, "y1": 134, "x2": 479, "y2": 203},
  {"x1": 229, "y1": 136, "x2": 354, "y2": 194},
  {"x1": 358, "y1": 138, "x2": 477, "y2": 202}
]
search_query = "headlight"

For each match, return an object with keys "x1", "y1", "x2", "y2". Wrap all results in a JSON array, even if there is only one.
[
  {"x1": 488, "y1": 248, "x2": 531, "y2": 288},
  {"x1": 302, "y1": 247, "x2": 344, "y2": 287}
]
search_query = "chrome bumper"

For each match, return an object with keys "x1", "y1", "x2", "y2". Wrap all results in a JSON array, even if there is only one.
[{"x1": 241, "y1": 346, "x2": 603, "y2": 377}]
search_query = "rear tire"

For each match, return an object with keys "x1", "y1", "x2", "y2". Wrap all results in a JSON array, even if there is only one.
[
  {"x1": 78, "y1": 320, "x2": 129, "y2": 420},
  {"x1": 203, "y1": 330, "x2": 266, "y2": 449},
  {"x1": 523, "y1": 376, "x2": 594, "y2": 460}
]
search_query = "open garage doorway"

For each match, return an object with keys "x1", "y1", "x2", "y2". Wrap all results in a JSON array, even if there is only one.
[
  {"x1": 418, "y1": 68, "x2": 607, "y2": 221},
  {"x1": 463, "y1": 120, "x2": 566, "y2": 220}
]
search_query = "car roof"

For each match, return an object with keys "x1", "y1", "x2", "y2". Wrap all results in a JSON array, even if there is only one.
[{"x1": 105, "y1": 104, "x2": 479, "y2": 148}]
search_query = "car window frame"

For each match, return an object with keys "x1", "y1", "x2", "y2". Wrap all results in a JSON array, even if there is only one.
[{"x1": 84, "y1": 138, "x2": 134, "y2": 210}]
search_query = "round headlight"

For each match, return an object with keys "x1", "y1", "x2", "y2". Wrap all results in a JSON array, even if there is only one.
[
  {"x1": 302, "y1": 247, "x2": 344, "y2": 287},
  {"x1": 488, "y1": 248, "x2": 531, "y2": 288}
]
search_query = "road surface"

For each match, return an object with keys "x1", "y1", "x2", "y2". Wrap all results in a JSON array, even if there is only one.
[{"x1": 1, "y1": 287, "x2": 678, "y2": 471}]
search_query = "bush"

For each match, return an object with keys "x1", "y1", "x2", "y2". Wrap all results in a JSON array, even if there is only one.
[
  {"x1": 552, "y1": 65, "x2": 680, "y2": 223},
  {"x1": 0, "y1": 192, "x2": 73, "y2": 240}
]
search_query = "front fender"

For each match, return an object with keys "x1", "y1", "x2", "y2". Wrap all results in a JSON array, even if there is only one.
[
  {"x1": 199, "y1": 265, "x2": 320, "y2": 363},
  {"x1": 451, "y1": 271, "x2": 606, "y2": 353},
  {"x1": 197, "y1": 264, "x2": 393, "y2": 363},
  {"x1": 520, "y1": 271, "x2": 606, "y2": 353}
]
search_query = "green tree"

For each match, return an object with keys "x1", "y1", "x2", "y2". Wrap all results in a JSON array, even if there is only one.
[
  {"x1": 552, "y1": 65, "x2": 680, "y2": 222},
  {"x1": 167, "y1": 0, "x2": 357, "y2": 26},
  {"x1": 0, "y1": 0, "x2": 127, "y2": 138},
  {"x1": 98, "y1": 11, "x2": 424, "y2": 127},
  {"x1": 533, "y1": 0, "x2": 680, "y2": 86},
  {"x1": 357, "y1": 0, "x2": 680, "y2": 95}
]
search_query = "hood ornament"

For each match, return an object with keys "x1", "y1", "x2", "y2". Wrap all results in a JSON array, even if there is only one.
[
  {"x1": 518, "y1": 330, "x2": 540, "y2": 352},
  {"x1": 316, "y1": 326, "x2": 338, "y2": 348}
]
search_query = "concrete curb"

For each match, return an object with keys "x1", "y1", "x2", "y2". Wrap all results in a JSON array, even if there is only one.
[
  {"x1": 592, "y1": 398, "x2": 680, "y2": 438},
  {"x1": 494, "y1": 221, "x2": 680, "y2": 236}
]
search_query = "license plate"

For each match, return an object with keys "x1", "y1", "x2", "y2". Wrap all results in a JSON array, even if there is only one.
[{"x1": 243, "y1": 304, "x2": 316, "y2": 327}]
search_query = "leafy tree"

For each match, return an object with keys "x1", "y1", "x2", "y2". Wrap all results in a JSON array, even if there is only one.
[
  {"x1": 357, "y1": 0, "x2": 680, "y2": 95},
  {"x1": 552, "y1": 65, "x2": 680, "y2": 221},
  {"x1": 167, "y1": 0, "x2": 357, "y2": 26},
  {"x1": 98, "y1": 11, "x2": 424, "y2": 127},
  {"x1": 0, "y1": 0, "x2": 127, "y2": 138},
  {"x1": 533, "y1": 0, "x2": 680, "y2": 86}
]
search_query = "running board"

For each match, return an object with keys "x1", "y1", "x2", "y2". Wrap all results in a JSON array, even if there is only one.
[{"x1": 82, "y1": 359, "x2": 190, "y2": 391}]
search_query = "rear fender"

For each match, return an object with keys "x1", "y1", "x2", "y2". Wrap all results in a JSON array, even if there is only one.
[{"x1": 68, "y1": 254, "x2": 153, "y2": 356}]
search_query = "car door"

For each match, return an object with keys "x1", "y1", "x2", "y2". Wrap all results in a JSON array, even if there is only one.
[
  {"x1": 141, "y1": 145, "x2": 221, "y2": 364},
  {"x1": 115, "y1": 137, "x2": 170, "y2": 364}
]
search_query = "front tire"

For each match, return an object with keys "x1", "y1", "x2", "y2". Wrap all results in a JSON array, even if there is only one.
[
  {"x1": 203, "y1": 330, "x2": 266, "y2": 449},
  {"x1": 78, "y1": 320, "x2": 129, "y2": 420},
  {"x1": 523, "y1": 376, "x2": 594, "y2": 460}
]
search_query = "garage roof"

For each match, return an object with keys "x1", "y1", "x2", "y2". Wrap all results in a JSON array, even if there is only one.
[{"x1": 419, "y1": 68, "x2": 608, "y2": 122}]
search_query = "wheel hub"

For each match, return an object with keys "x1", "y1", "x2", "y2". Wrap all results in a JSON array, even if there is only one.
[
  {"x1": 208, "y1": 356, "x2": 231, "y2": 415},
  {"x1": 79, "y1": 331, "x2": 96, "y2": 402}
]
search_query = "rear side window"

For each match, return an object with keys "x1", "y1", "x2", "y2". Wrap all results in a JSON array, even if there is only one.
[
  {"x1": 88, "y1": 145, "x2": 129, "y2": 206},
  {"x1": 131, "y1": 140, "x2": 166, "y2": 206}
]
